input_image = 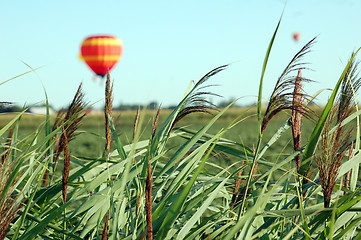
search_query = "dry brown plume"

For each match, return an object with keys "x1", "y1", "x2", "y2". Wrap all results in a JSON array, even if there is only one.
[
  {"x1": 53, "y1": 83, "x2": 87, "y2": 166},
  {"x1": 315, "y1": 53, "x2": 361, "y2": 207},
  {"x1": 291, "y1": 69, "x2": 304, "y2": 172},
  {"x1": 230, "y1": 166, "x2": 244, "y2": 211},
  {"x1": 315, "y1": 112, "x2": 352, "y2": 207},
  {"x1": 145, "y1": 157, "x2": 153, "y2": 240},
  {"x1": 169, "y1": 65, "x2": 227, "y2": 133},
  {"x1": 61, "y1": 126, "x2": 70, "y2": 203},
  {"x1": 102, "y1": 72, "x2": 114, "y2": 239},
  {"x1": 133, "y1": 105, "x2": 141, "y2": 141},
  {"x1": 102, "y1": 212, "x2": 109, "y2": 240},
  {"x1": 104, "y1": 72, "x2": 114, "y2": 159},
  {"x1": 344, "y1": 141, "x2": 353, "y2": 192},
  {"x1": 261, "y1": 37, "x2": 316, "y2": 134},
  {"x1": 60, "y1": 83, "x2": 86, "y2": 203}
]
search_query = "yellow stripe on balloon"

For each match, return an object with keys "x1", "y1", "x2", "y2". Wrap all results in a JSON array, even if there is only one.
[
  {"x1": 82, "y1": 38, "x2": 122, "y2": 46},
  {"x1": 82, "y1": 55, "x2": 121, "y2": 61}
]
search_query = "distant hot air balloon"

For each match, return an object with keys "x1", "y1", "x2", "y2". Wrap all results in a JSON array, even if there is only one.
[
  {"x1": 292, "y1": 32, "x2": 301, "y2": 42},
  {"x1": 80, "y1": 35, "x2": 122, "y2": 77}
]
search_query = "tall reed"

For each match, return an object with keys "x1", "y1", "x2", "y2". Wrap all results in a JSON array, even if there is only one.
[
  {"x1": 291, "y1": 69, "x2": 304, "y2": 172},
  {"x1": 145, "y1": 106, "x2": 161, "y2": 240},
  {"x1": 315, "y1": 53, "x2": 361, "y2": 208},
  {"x1": 261, "y1": 37, "x2": 315, "y2": 135},
  {"x1": 60, "y1": 84, "x2": 86, "y2": 204},
  {"x1": 102, "y1": 72, "x2": 114, "y2": 240},
  {"x1": 239, "y1": 37, "x2": 316, "y2": 218},
  {"x1": 104, "y1": 72, "x2": 114, "y2": 159},
  {"x1": 0, "y1": 129, "x2": 21, "y2": 240}
]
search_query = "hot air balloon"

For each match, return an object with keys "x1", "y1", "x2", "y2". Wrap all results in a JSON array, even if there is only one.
[
  {"x1": 292, "y1": 32, "x2": 301, "y2": 42},
  {"x1": 80, "y1": 35, "x2": 122, "y2": 77}
]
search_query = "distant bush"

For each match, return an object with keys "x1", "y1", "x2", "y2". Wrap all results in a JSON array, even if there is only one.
[{"x1": 0, "y1": 103, "x2": 24, "y2": 113}]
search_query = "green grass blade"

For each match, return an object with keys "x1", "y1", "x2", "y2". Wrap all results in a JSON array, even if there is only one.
[
  {"x1": 308, "y1": 193, "x2": 361, "y2": 235},
  {"x1": 177, "y1": 127, "x2": 253, "y2": 154},
  {"x1": 257, "y1": 16, "x2": 282, "y2": 138},
  {"x1": 18, "y1": 201, "x2": 72, "y2": 240},
  {"x1": 35, "y1": 159, "x2": 98, "y2": 205},
  {"x1": 79, "y1": 194, "x2": 110, "y2": 238},
  {"x1": 177, "y1": 177, "x2": 229, "y2": 239},
  {"x1": 153, "y1": 103, "x2": 233, "y2": 185},
  {"x1": 223, "y1": 172, "x2": 287, "y2": 239},
  {"x1": 152, "y1": 104, "x2": 233, "y2": 221},
  {"x1": 0, "y1": 110, "x2": 26, "y2": 137},
  {"x1": 338, "y1": 151, "x2": 361, "y2": 178},
  {"x1": 355, "y1": 231, "x2": 361, "y2": 240},
  {"x1": 258, "y1": 117, "x2": 291, "y2": 159},
  {"x1": 0, "y1": 152, "x2": 26, "y2": 203},
  {"x1": 297, "y1": 187, "x2": 311, "y2": 240},
  {"x1": 44, "y1": 90, "x2": 52, "y2": 155},
  {"x1": 108, "y1": 113, "x2": 127, "y2": 160},
  {"x1": 153, "y1": 65, "x2": 228, "y2": 156},
  {"x1": 11, "y1": 186, "x2": 39, "y2": 240},
  {"x1": 154, "y1": 133, "x2": 224, "y2": 239},
  {"x1": 0, "y1": 66, "x2": 42, "y2": 86},
  {"x1": 16, "y1": 212, "x2": 83, "y2": 240}
]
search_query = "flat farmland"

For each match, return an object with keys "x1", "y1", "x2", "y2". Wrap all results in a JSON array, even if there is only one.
[{"x1": 0, "y1": 107, "x2": 316, "y2": 165}]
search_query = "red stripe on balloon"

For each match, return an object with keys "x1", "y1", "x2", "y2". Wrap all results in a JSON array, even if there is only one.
[{"x1": 80, "y1": 35, "x2": 123, "y2": 77}]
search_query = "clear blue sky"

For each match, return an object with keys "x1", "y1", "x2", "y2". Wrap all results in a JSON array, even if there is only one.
[{"x1": 1, "y1": 1, "x2": 360, "y2": 110}]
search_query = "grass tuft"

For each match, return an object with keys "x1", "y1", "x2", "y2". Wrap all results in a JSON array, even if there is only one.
[{"x1": 0, "y1": 129, "x2": 21, "y2": 240}]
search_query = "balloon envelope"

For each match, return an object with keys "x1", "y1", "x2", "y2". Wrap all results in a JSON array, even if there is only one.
[
  {"x1": 292, "y1": 32, "x2": 301, "y2": 42},
  {"x1": 80, "y1": 35, "x2": 122, "y2": 77}
]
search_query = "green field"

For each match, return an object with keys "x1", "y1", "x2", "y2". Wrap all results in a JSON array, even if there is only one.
[{"x1": 0, "y1": 107, "x2": 316, "y2": 164}]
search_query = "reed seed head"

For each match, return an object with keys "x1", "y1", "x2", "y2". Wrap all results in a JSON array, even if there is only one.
[
  {"x1": 53, "y1": 83, "x2": 87, "y2": 164},
  {"x1": 261, "y1": 37, "x2": 316, "y2": 134},
  {"x1": 104, "y1": 72, "x2": 114, "y2": 158}
]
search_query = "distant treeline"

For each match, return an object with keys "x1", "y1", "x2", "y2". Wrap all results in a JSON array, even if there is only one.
[
  {"x1": 0, "y1": 98, "x2": 245, "y2": 113},
  {"x1": 0, "y1": 102, "x2": 168, "y2": 113},
  {"x1": 115, "y1": 101, "x2": 166, "y2": 111},
  {"x1": 94, "y1": 98, "x2": 243, "y2": 111},
  {"x1": 0, "y1": 103, "x2": 26, "y2": 113}
]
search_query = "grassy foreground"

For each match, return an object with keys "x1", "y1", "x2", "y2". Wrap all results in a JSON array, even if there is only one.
[{"x1": 2, "y1": 20, "x2": 361, "y2": 240}]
